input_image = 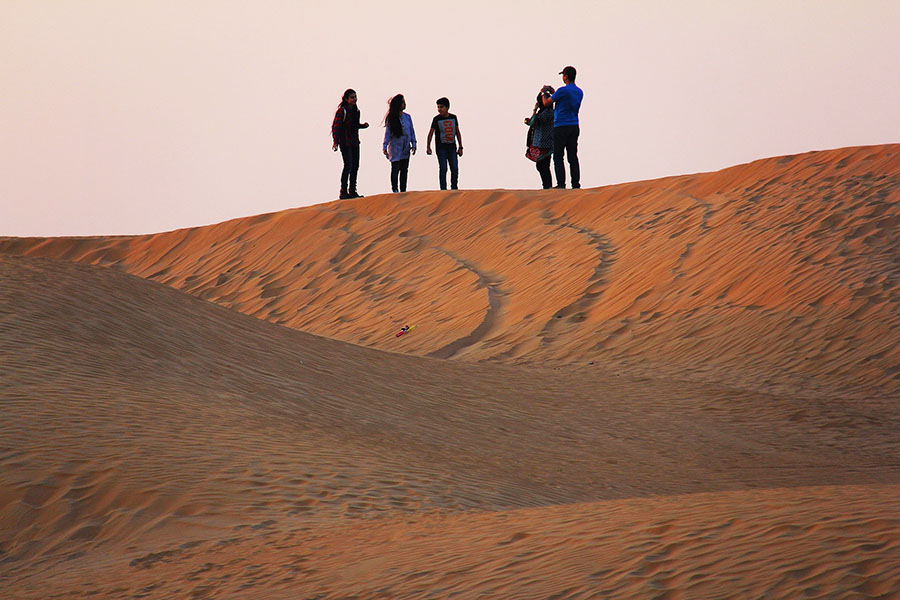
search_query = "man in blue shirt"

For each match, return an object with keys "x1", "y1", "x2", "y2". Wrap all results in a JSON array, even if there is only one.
[{"x1": 551, "y1": 66, "x2": 584, "y2": 189}]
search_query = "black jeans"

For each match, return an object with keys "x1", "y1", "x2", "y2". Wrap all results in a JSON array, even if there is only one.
[
  {"x1": 553, "y1": 125, "x2": 580, "y2": 188},
  {"x1": 340, "y1": 142, "x2": 360, "y2": 193},
  {"x1": 390, "y1": 158, "x2": 409, "y2": 192},
  {"x1": 536, "y1": 154, "x2": 553, "y2": 189}
]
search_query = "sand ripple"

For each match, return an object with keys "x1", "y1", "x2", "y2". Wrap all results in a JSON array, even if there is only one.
[{"x1": 3, "y1": 145, "x2": 900, "y2": 597}]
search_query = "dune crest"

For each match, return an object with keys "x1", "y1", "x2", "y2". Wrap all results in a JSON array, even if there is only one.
[{"x1": 3, "y1": 145, "x2": 900, "y2": 400}]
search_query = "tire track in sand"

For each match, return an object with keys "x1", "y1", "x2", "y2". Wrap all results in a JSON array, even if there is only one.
[
  {"x1": 426, "y1": 249, "x2": 506, "y2": 360},
  {"x1": 537, "y1": 210, "x2": 618, "y2": 346}
]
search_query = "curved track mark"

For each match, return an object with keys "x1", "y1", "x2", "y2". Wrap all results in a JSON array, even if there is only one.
[
  {"x1": 538, "y1": 211, "x2": 618, "y2": 344},
  {"x1": 427, "y1": 250, "x2": 505, "y2": 360}
]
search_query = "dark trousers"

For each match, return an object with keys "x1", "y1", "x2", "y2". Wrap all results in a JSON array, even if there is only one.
[
  {"x1": 553, "y1": 125, "x2": 580, "y2": 188},
  {"x1": 536, "y1": 155, "x2": 553, "y2": 189},
  {"x1": 436, "y1": 146, "x2": 459, "y2": 190},
  {"x1": 339, "y1": 142, "x2": 360, "y2": 193},
  {"x1": 390, "y1": 158, "x2": 409, "y2": 192}
]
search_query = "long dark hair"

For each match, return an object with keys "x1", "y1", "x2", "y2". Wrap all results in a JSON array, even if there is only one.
[
  {"x1": 384, "y1": 94, "x2": 405, "y2": 138},
  {"x1": 338, "y1": 88, "x2": 358, "y2": 112}
]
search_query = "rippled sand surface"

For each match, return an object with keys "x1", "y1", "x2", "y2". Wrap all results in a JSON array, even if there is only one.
[{"x1": 3, "y1": 144, "x2": 900, "y2": 598}]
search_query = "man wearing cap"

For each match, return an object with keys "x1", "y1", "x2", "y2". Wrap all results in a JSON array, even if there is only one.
[{"x1": 551, "y1": 66, "x2": 584, "y2": 189}]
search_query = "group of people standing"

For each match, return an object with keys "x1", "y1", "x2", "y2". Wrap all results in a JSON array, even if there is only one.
[
  {"x1": 524, "y1": 66, "x2": 584, "y2": 189},
  {"x1": 331, "y1": 65, "x2": 582, "y2": 199},
  {"x1": 332, "y1": 92, "x2": 463, "y2": 198}
]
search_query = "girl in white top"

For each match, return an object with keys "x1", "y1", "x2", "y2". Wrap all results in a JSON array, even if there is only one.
[{"x1": 382, "y1": 94, "x2": 417, "y2": 193}]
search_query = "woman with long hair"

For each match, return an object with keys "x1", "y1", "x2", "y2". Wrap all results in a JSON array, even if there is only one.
[
  {"x1": 331, "y1": 88, "x2": 369, "y2": 199},
  {"x1": 382, "y1": 94, "x2": 417, "y2": 193},
  {"x1": 524, "y1": 85, "x2": 555, "y2": 189}
]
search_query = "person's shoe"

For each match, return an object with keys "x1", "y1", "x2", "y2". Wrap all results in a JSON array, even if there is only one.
[
  {"x1": 339, "y1": 190, "x2": 351, "y2": 199},
  {"x1": 392, "y1": 188, "x2": 399, "y2": 193},
  {"x1": 553, "y1": 185, "x2": 566, "y2": 189},
  {"x1": 349, "y1": 191, "x2": 364, "y2": 198},
  {"x1": 572, "y1": 185, "x2": 581, "y2": 189}
]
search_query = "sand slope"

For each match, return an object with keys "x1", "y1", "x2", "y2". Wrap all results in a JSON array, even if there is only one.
[
  {"x1": 3, "y1": 144, "x2": 900, "y2": 598},
  {"x1": 3, "y1": 145, "x2": 900, "y2": 400},
  {"x1": 3, "y1": 255, "x2": 900, "y2": 598}
]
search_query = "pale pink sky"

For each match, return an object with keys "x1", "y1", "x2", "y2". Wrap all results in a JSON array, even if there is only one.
[{"x1": 2, "y1": 1, "x2": 899, "y2": 237}]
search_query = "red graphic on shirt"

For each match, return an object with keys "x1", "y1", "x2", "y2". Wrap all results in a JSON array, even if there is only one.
[{"x1": 438, "y1": 119, "x2": 456, "y2": 144}]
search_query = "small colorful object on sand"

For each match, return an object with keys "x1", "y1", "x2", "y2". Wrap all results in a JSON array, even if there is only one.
[{"x1": 395, "y1": 324, "x2": 417, "y2": 337}]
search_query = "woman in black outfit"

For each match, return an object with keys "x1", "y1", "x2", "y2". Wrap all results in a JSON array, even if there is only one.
[
  {"x1": 524, "y1": 85, "x2": 555, "y2": 189},
  {"x1": 332, "y1": 88, "x2": 369, "y2": 199}
]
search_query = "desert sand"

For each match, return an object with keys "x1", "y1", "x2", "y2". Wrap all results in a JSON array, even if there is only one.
[{"x1": 2, "y1": 144, "x2": 900, "y2": 598}]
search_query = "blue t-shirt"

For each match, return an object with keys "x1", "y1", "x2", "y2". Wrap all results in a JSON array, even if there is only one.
[{"x1": 551, "y1": 83, "x2": 584, "y2": 127}]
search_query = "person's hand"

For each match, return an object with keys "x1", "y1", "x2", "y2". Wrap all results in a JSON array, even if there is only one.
[
  {"x1": 426, "y1": 148, "x2": 433, "y2": 155},
  {"x1": 524, "y1": 117, "x2": 530, "y2": 125},
  {"x1": 457, "y1": 147, "x2": 463, "y2": 157},
  {"x1": 411, "y1": 147, "x2": 417, "y2": 156},
  {"x1": 332, "y1": 143, "x2": 338, "y2": 151},
  {"x1": 361, "y1": 122, "x2": 369, "y2": 128}
]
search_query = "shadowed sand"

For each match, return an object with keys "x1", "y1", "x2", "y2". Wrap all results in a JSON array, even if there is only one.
[{"x1": 2, "y1": 144, "x2": 900, "y2": 598}]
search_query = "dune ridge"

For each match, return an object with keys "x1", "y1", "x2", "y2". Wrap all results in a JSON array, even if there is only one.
[
  {"x1": 3, "y1": 144, "x2": 900, "y2": 598},
  {"x1": 3, "y1": 144, "x2": 899, "y2": 401}
]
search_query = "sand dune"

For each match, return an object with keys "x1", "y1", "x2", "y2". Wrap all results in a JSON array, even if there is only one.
[
  {"x1": 3, "y1": 145, "x2": 899, "y2": 401},
  {"x1": 3, "y1": 144, "x2": 900, "y2": 598}
]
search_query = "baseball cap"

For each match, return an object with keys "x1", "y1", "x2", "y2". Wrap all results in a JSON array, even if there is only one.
[{"x1": 559, "y1": 66, "x2": 577, "y2": 79}]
